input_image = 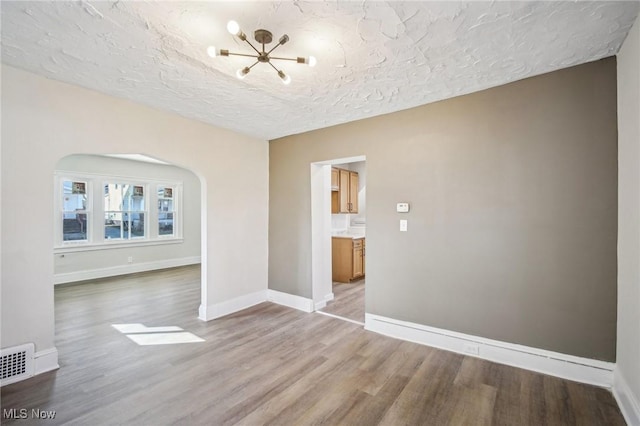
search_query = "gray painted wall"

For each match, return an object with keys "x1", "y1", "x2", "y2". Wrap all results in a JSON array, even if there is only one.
[
  {"x1": 54, "y1": 154, "x2": 201, "y2": 279},
  {"x1": 269, "y1": 58, "x2": 618, "y2": 361}
]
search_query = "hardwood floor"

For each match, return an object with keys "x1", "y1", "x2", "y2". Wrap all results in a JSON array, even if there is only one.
[
  {"x1": 319, "y1": 280, "x2": 365, "y2": 324},
  {"x1": 2, "y1": 266, "x2": 625, "y2": 425}
]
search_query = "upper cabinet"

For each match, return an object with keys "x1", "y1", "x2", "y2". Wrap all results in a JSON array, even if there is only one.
[
  {"x1": 331, "y1": 168, "x2": 358, "y2": 214},
  {"x1": 331, "y1": 168, "x2": 339, "y2": 191}
]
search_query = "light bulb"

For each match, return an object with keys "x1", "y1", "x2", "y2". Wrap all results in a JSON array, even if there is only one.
[
  {"x1": 227, "y1": 20, "x2": 240, "y2": 36},
  {"x1": 236, "y1": 67, "x2": 250, "y2": 80},
  {"x1": 206, "y1": 46, "x2": 218, "y2": 58},
  {"x1": 307, "y1": 56, "x2": 317, "y2": 67},
  {"x1": 280, "y1": 72, "x2": 291, "y2": 85}
]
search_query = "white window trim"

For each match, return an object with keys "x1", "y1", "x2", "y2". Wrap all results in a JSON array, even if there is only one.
[
  {"x1": 57, "y1": 176, "x2": 92, "y2": 245},
  {"x1": 54, "y1": 238, "x2": 185, "y2": 254},
  {"x1": 54, "y1": 171, "x2": 183, "y2": 251},
  {"x1": 103, "y1": 182, "x2": 148, "y2": 242},
  {"x1": 157, "y1": 184, "x2": 178, "y2": 239}
]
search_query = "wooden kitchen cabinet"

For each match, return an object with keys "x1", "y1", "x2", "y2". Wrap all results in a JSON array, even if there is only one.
[
  {"x1": 331, "y1": 168, "x2": 339, "y2": 191},
  {"x1": 353, "y1": 238, "x2": 364, "y2": 278},
  {"x1": 332, "y1": 237, "x2": 365, "y2": 283},
  {"x1": 331, "y1": 168, "x2": 358, "y2": 214}
]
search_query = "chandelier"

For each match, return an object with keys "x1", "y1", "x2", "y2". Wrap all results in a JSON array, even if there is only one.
[{"x1": 207, "y1": 20, "x2": 316, "y2": 84}]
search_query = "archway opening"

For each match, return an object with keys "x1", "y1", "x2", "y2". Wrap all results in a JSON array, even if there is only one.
[{"x1": 52, "y1": 153, "x2": 206, "y2": 320}]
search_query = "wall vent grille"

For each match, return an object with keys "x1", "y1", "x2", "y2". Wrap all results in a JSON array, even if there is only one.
[{"x1": 1, "y1": 343, "x2": 34, "y2": 386}]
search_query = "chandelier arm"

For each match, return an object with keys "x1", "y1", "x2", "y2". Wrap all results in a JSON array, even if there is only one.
[
  {"x1": 269, "y1": 56, "x2": 299, "y2": 62},
  {"x1": 266, "y1": 42, "x2": 283, "y2": 56},
  {"x1": 267, "y1": 61, "x2": 280, "y2": 73},
  {"x1": 242, "y1": 38, "x2": 262, "y2": 55},
  {"x1": 247, "y1": 60, "x2": 260, "y2": 70},
  {"x1": 225, "y1": 52, "x2": 260, "y2": 59}
]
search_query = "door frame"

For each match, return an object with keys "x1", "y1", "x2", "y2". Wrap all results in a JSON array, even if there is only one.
[{"x1": 310, "y1": 155, "x2": 366, "y2": 310}]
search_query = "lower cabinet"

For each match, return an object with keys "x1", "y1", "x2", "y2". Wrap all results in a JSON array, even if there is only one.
[{"x1": 332, "y1": 237, "x2": 365, "y2": 283}]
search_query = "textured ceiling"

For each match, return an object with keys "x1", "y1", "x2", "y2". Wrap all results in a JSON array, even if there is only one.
[{"x1": 1, "y1": 1, "x2": 638, "y2": 140}]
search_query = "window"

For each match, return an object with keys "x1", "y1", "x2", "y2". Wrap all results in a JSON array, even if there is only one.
[
  {"x1": 55, "y1": 173, "x2": 182, "y2": 249},
  {"x1": 104, "y1": 183, "x2": 146, "y2": 240},
  {"x1": 158, "y1": 186, "x2": 175, "y2": 237},
  {"x1": 62, "y1": 180, "x2": 89, "y2": 242}
]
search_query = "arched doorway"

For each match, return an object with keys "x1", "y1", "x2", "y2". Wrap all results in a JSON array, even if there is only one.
[{"x1": 53, "y1": 153, "x2": 205, "y2": 315}]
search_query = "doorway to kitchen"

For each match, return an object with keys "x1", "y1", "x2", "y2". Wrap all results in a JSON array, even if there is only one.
[{"x1": 310, "y1": 155, "x2": 366, "y2": 325}]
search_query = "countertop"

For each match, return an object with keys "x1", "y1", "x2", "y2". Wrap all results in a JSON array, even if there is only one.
[{"x1": 332, "y1": 234, "x2": 365, "y2": 240}]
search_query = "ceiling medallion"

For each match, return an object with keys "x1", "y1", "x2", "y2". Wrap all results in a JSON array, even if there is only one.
[{"x1": 207, "y1": 20, "x2": 316, "y2": 85}]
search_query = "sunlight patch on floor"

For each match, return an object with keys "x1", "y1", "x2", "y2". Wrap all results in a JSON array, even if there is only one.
[
  {"x1": 112, "y1": 323, "x2": 183, "y2": 333},
  {"x1": 112, "y1": 323, "x2": 205, "y2": 345},
  {"x1": 125, "y1": 332, "x2": 205, "y2": 345}
]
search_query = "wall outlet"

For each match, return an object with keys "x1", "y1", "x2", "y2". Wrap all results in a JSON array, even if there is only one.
[
  {"x1": 127, "y1": 256, "x2": 133, "y2": 263},
  {"x1": 463, "y1": 343, "x2": 480, "y2": 356},
  {"x1": 400, "y1": 219, "x2": 408, "y2": 232}
]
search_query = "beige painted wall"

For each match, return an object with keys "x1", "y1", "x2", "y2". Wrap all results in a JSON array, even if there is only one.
[
  {"x1": 54, "y1": 154, "x2": 201, "y2": 280},
  {"x1": 1, "y1": 66, "x2": 269, "y2": 353},
  {"x1": 616, "y1": 17, "x2": 640, "y2": 412},
  {"x1": 270, "y1": 58, "x2": 618, "y2": 361}
]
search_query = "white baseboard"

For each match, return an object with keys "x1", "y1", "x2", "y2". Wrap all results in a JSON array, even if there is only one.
[
  {"x1": 54, "y1": 256, "x2": 201, "y2": 284},
  {"x1": 198, "y1": 289, "x2": 316, "y2": 321},
  {"x1": 314, "y1": 300, "x2": 327, "y2": 310},
  {"x1": 613, "y1": 367, "x2": 640, "y2": 425},
  {"x1": 365, "y1": 314, "x2": 614, "y2": 388},
  {"x1": 198, "y1": 290, "x2": 268, "y2": 321},
  {"x1": 34, "y1": 347, "x2": 59, "y2": 375},
  {"x1": 268, "y1": 290, "x2": 314, "y2": 313},
  {"x1": 314, "y1": 292, "x2": 335, "y2": 311}
]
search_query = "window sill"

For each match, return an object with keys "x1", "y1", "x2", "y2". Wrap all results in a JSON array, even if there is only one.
[{"x1": 54, "y1": 238, "x2": 184, "y2": 254}]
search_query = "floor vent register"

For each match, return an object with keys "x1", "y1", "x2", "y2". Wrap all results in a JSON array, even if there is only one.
[{"x1": 1, "y1": 343, "x2": 34, "y2": 386}]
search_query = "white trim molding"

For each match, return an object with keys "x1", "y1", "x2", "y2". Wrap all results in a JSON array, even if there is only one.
[
  {"x1": 314, "y1": 292, "x2": 335, "y2": 311},
  {"x1": 34, "y1": 347, "x2": 59, "y2": 375},
  {"x1": 54, "y1": 256, "x2": 201, "y2": 284},
  {"x1": 365, "y1": 314, "x2": 615, "y2": 388},
  {"x1": 198, "y1": 290, "x2": 268, "y2": 321},
  {"x1": 268, "y1": 290, "x2": 314, "y2": 313},
  {"x1": 613, "y1": 367, "x2": 640, "y2": 426},
  {"x1": 198, "y1": 289, "x2": 316, "y2": 321},
  {"x1": 314, "y1": 300, "x2": 327, "y2": 310}
]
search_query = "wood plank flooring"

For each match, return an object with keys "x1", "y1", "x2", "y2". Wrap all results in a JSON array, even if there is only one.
[
  {"x1": 319, "y1": 280, "x2": 365, "y2": 324},
  {"x1": 1, "y1": 266, "x2": 625, "y2": 425}
]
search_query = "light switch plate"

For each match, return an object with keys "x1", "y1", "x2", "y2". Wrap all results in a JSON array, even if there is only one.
[
  {"x1": 396, "y1": 202, "x2": 410, "y2": 213},
  {"x1": 400, "y1": 220, "x2": 408, "y2": 232}
]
